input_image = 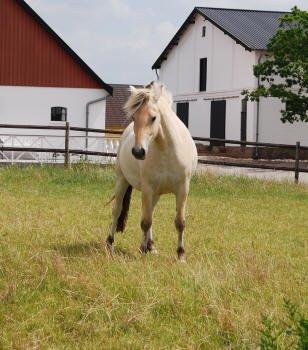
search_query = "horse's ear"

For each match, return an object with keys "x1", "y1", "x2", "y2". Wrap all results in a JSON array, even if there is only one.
[
  {"x1": 152, "y1": 81, "x2": 163, "y2": 102},
  {"x1": 144, "y1": 81, "x2": 154, "y2": 89},
  {"x1": 129, "y1": 85, "x2": 137, "y2": 95}
]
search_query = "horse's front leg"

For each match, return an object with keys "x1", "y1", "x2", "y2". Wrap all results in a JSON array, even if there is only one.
[
  {"x1": 175, "y1": 182, "x2": 189, "y2": 261},
  {"x1": 140, "y1": 187, "x2": 159, "y2": 254}
]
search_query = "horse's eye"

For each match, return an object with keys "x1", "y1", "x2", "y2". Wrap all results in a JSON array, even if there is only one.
[{"x1": 152, "y1": 116, "x2": 156, "y2": 123}]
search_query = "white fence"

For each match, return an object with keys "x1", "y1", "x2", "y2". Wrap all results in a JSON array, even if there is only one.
[{"x1": 0, "y1": 133, "x2": 120, "y2": 164}]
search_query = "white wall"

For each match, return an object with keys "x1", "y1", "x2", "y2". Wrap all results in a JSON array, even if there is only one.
[
  {"x1": 159, "y1": 13, "x2": 257, "y2": 141},
  {"x1": 160, "y1": 14, "x2": 256, "y2": 95},
  {"x1": 259, "y1": 98, "x2": 308, "y2": 146},
  {"x1": 159, "y1": 13, "x2": 308, "y2": 147},
  {"x1": 0, "y1": 85, "x2": 107, "y2": 130},
  {"x1": 0, "y1": 85, "x2": 108, "y2": 154}
]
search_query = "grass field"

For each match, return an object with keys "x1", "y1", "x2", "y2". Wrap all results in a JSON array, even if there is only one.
[{"x1": 0, "y1": 165, "x2": 307, "y2": 349}]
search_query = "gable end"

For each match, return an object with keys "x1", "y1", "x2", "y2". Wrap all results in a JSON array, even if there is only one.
[{"x1": 0, "y1": 0, "x2": 113, "y2": 94}]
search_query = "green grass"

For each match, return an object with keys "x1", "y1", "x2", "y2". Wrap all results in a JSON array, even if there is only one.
[{"x1": 0, "y1": 164, "x2": 307, "y2": 349}]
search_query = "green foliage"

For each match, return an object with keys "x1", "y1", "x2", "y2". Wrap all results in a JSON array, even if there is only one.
[
  {"x1": 244, "y1": 7, "x2": 308, "y2": 123},
  {"x1": 260, "y1": 299, "x2": 308, "y2": 349}
]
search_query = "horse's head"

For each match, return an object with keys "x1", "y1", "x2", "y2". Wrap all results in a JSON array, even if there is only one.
[{"x1": 124, "y1": 81, "x2": 171, "y2": 160}]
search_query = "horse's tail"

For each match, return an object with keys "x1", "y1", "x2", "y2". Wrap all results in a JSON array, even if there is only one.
[{"x1": 116, "y1": 185, "x2": 133, "y2": 233}]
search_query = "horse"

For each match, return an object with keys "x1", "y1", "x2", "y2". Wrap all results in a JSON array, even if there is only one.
[{"x1": 106, "y1": 81, "x2": 198, "y2": 261}]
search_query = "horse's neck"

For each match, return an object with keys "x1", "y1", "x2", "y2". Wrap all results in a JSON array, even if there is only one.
[{"x1": 156, "y1": 105, "x2": 180, "y2": 148}]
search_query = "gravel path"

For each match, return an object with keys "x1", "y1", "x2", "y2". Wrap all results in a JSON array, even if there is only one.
[{"x1": 197, "y1": 163, "x2": 308, "y2": 184}]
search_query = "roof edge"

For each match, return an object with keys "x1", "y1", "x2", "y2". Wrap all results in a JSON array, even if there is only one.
[
  {"x1": 194, "y1": 8, "x2": 252, "y2": 51},
  {"x1": 17, "y1": 0, "x2": 113, "y2": 95},
  {"x1": 152, "y1": 7, "x2": 253, "y2": 70},
  {"x1": 152, "y1": 7, "x2": 289, "y2": 69},
  {"x1": 196, "y1": 6, "x2": 288, "y2": 14}
]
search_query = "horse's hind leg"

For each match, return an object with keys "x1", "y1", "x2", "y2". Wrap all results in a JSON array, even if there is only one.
[
  {"x1": 140, "y1": 190, "x2": 159, "y2": 254},
  {"x1": 175, "y1": 182, "x2": 189, "y2": 261},
  {"x1": 106, "y1": 174, "x2": 131, "y2": 252}
]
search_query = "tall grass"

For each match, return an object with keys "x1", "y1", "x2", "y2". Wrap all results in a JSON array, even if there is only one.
[{"x1": 0, "y1": 165, "x2": 307, "y2": 349}]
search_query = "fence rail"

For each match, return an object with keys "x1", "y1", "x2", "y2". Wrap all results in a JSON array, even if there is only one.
[
  {"x1": 0, "y1": 123, "x2": 123, "y2": 134},
  {"x1": 193, "y1": 136, "x2": 308, "y2": 150},
  {"x1": 0, "y1": 123, "x2": 306, "y2": 183}
]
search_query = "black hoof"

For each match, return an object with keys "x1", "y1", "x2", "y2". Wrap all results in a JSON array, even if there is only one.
[
  {"x1": 177, "y1": 247, "x2": 185, "y2": 261},
  {"x1": 139, "y1": 244, "x2": 148, "y2": 254},
  {"x1": 106, "y1": 235, "x2": 114, "y2": 248},
  {"x1": 139, "y1": 240, "x2": 157, "y2": 255},
  {"x1": 106, "y1": 235, "x2": 114, "y2": 245},
  {"x1": 147, "y1": 240, "x2": 158, "y2": 255},
  {"x1": 147, "y1": 239, "x2": 154, "y2": 251}
]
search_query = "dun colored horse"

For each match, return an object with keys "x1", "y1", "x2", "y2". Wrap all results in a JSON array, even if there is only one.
[{"x1": 106, "y1": 82, "x2": 198, "y2": 261}]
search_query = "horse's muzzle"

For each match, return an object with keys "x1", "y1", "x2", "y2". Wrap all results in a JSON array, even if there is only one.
[{"x1": 132, "y1": 146, "x2": 146, "y2": 160}]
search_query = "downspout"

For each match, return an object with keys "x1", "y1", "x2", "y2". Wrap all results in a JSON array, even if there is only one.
[
  {"x1": 85, "y1": 96, "x2": 108, "y2": 153},
  {"x1": 253, "y1": 52, "x2": 264, "y2": 160},
  {"x1": 155, "y1": 69, "x2": 159, "y2": 80}
]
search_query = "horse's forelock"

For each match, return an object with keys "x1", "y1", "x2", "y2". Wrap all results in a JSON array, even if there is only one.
[
  {"x1": 124, "y1": 83, "x2": 173, "y2": 120},
  {"x1": 124, "y1": 89, "x2": 150, "y2": 119}
]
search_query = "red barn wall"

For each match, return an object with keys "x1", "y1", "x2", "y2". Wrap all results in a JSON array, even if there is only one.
[{"x1": 0, "y1": 0, "x2": 102, "y2": 89}]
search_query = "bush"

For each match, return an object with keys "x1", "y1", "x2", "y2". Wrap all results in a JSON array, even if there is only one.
[{"x1": 260, "y1": 299, "x2": 308, "y2": 349}]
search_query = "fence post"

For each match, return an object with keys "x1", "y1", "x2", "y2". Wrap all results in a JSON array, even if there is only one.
[
  {"x1": 295, "y1": 141, "x2": 300, "y2": 184},
  {"x1": 65, "y1": 122, "x2": 70, "y2": 169}
]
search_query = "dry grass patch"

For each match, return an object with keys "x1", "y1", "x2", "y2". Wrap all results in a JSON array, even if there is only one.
[{"x1": 0, "y1": 165, "x2": 307, "y2": 349}]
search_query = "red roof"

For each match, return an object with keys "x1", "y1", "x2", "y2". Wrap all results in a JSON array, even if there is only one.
[
  {"x1": 0, "y1": 0, "x2": 112, "y2": 93},
  {"x1": 106, "y1": 84, "x2": 142, "y2": 129}
]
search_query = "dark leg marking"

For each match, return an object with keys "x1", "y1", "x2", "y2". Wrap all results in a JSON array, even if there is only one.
[
  {"x1": 177, "y1": 246, "x2": 185, "y2": 259},
  {"x1": 106, "y1": 235, "x2": 114, "y2": 246},
  {"x1": 141, "y1": 219, "x2": 152, "y2": 233},
  {"x1": 175, "y1": 218, "x2": 186, "y2": 232},
  {"x1": 140, "y1": 239, "x2": 155, "y2": 254},
  {"x1": 147, "y1": 239, "x2": 155, "y2": 252}
]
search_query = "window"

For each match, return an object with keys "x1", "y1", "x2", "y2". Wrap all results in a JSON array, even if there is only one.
[
  {"x1": 202, "y1": 26, "x2": 206, "y2": 37},
  {"x1": 176, "y1": 102, "x2": 189, "y2": 128},
  {"x1": 241, "y1": 98, "x2": 247, "y2": 144},
  {"x1": 51, "y1": 107, "x2": 67, "y2": 122},
  {"x1": 199, "y1": 58, "x2": 207, "y2": 92}
]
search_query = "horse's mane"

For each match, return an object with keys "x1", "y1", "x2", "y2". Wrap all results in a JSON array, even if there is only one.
[{"x1": 124, "y1": 82, "x2": 173, "y2": 120}]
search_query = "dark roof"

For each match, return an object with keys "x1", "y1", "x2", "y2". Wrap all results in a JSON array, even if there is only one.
[
  {"x1": 17, "y1": 0, "x2": 113, "y2": 95},
  {"x1": 152, "y1": 7, "x2": 287, "y2": 69},
  {"x1": 106, "y1": 84, "x2": 142, "y2": 129}
]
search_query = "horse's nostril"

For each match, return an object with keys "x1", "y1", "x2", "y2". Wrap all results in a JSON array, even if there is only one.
[
  {"x1": 140, "y1": 148, "x2": 145, "y2": 157},
  {"x1": 132, "y1": 147, "x2": 146, "y2": 160}
]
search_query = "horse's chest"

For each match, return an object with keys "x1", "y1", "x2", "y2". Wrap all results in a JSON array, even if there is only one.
[{"x1": 144, "y1": 161, "x2": 183, "y2": 194}]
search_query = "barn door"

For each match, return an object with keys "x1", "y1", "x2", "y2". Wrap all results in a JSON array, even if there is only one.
[
  {"x1": 176, "y1": 102, "x2": 189, "y2": 128},
  {"x1": 210, "y1": 100, "x2": 226, "y2": 146}
]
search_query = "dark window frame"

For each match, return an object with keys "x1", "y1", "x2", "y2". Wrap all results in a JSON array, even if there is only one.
[
  {"x1": 199, "y1": 58, "x2": 207, "y2": 92},
  {"x1": 51, "y1": 106, "x2": 67, "y2": 122},
  {"x1": 202, "y1": 26, "x2": 206, "y2": 37}
]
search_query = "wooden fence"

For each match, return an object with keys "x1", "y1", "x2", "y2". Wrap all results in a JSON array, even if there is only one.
[{"x1": 0, "y1": 123, "x2": 307, "y2": 183}]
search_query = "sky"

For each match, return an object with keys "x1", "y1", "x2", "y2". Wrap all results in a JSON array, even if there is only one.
[{"x1": 25, "y1": 0, "x2": 307, "y2": 86}]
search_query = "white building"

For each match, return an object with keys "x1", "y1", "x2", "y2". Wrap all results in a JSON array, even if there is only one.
[
  {"x1": 0, "y1": 0, "x2": 113, "y2": 161},
  {"x1": 152, "y1": 7, "x2": 308, "y2": 148}
]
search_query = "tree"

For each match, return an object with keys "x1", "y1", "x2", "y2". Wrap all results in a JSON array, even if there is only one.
[{"x1": 244, "y1": 7, "x2": 308, "y2": 123}]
